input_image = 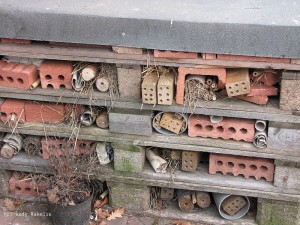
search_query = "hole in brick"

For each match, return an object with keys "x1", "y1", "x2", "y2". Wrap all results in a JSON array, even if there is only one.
[
  {"x1": 49, "y1": 144, "x2": 55, "y2": 150},
  {"x1": 216, "y1": 126, "x2": 224, "y2": 132},
  {"x1": 228, "y1": 127, "x2": 236, "y2": 133},
  {"x1": 235, "y1": 84, "x2": 238, "y2": 87},
  {"x1": 195, "y1": 124, "x2": 202, "y2": 130},
  {"x1": 25, "y1": 187, "x2": 31, "y2": 192},
  {"x1": 250, "y1": 165, "x2": 257, "y2": 171},
  {"x1": 1, "y1": 112, "x2": 7, "y2": 118},
  {"x1": 228, "y1": 162, "x2": 234, "y2": 168},
  {"x1": 150, "y1": 89, "x2": 153, "y2": 91},
  {"x1": 240, "y1": 128, "x2": 247, "y2": 134},
  {"x1": 242, "y1": 82, "x2": 245, "y2": 85},
  {"x1": 166, "y1": 87, "x2": 169, "y2": 90},
  {"x1": 47, "y1": 84, "x2": 54, "y2": 89},
  {"x1": 59, "y1": 144, "x2": 64, "y2": 149},
  {"x1": 167, "y1": 99, "x2": 170, "y2": 101},
  {"x1": 7, "y1": 77, "x2": 13, "y2": 82},
  {"x1": 159, "y1": 94, "x2": 162, "y2": 96},
  {"x1": 236, "y1": 90, "x2": 239, "y2": 93},
  {"x1": 16, "y1": 186, "x2": 22, "y2": 191},
  {"x1": 143, "y1": 88, "x2": 146, "y2": 90},
  {"x1": 57, "y1": 75, "x2": 64, "y2": 80},
  {"x1": 17, "y1": 78, "x2": 24, "y2": 84},
  {"x1": 261, "y1": 177, "x2": 267, "y2": 181},
  {"x1": 261, "y1": 166, "x2": 268, "y2": 172},
  {"x1": 244, "y1": 87, "x2": 247, "y2": 90},
  {"x1": 160, "y1": 100, "x2": 163, "y2": 102},
  {"x1": 238, "y1": 164, "x2": 246, "y2": 169},
  {"x1": 0, "y1": 75, "x2": 3, "y2": 81},
  {"x1": 205, "y1": 125, "x2": 213, "y2": 131},
  {"x1": 230, "y1": 91, "x2": 234, "y2": 94},
  {"x1": 217, "y1": 160, "x2": 223, "y2": 166},
  {"x1": 60, "y1": 84, "x2": 66, "y2": 89},
  {"x1": 68, "y1": 143, "x2": 75, "y2": 149},
  {"x1": 150, "y1": 94, "x2": 153, "y2": 97},
  {"x1": 80, "y1": 143, "x2": 87, "y2": 149},
  {"x1": 160, "y1": 87, "x2": 163, "y2": 90},
  {"x1": 45, "y1": 75, "x2": 52, "y2": 80},
  {"x1": 166, "y1": 93, "x2": 169, "y2": 96},
  {"x1": 150, "y1": 98, "x2": 153, "y2": 101},
  {"x1": 145, "y1": 98, "x2": 148, "y2": 101},
  {"x1": 229, "y1": 86, "x2": 232, "y2": 89}
]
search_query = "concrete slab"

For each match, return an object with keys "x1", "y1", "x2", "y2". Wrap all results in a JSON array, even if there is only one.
[{"x1": 0, "y1": 0, "x2": 300, "y2": 58}]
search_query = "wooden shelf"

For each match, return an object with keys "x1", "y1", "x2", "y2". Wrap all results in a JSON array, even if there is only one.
[
  {"x1": 0, "y1": 122, "x2": 298, "y2": 162},
  {"x1": 1, "y1": 153, "x2": 299, "y2": 203},
  {"x1": 0, "y1": 87, "x2": 299, "y2": 124},
  {"x1": 1, "y1": 43, "x2": 300, "y2": 71}
]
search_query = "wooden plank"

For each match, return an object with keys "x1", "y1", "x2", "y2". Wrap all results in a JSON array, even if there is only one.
[
  {"x1": 0, "y1": 122, "x2": 299, "y2": 162},
  {"x1": 274, "y1": 164, "x2": 300, "y2": 191},
  {"x1": 0, "y1": 87, "x2": 299, "y2": 123},
  {"x1": 1, "y1": 43, "x2": 300, "y2": 71}
]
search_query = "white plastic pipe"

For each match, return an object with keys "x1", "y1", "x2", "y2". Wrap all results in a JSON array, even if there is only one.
[
  {"x1": 94, "y1": 142, "x2": 111, "y2": 165},
  {"x1": 253, "y1": 131, "x2": 268, "y2": 148},
  {"x1": 255, "y1": 120, "x2": 267, "y2": 131},
  {"x1": 146, "y1": 149, "x2": 167, "y2": 173},
  {"x1": 210, "y1": 115, "x2": 223, "y2": 123}
]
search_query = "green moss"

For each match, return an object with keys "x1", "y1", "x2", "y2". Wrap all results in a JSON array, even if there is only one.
[
  {"x1": 266, "y1": 216, "x2": 290, "y2": 225},
  {"x1": 112, "y1": 143, "x2": 141, "y2": 152},
  {"x1": 121, "y1": 162, "x2": 135, "y2": 173}
]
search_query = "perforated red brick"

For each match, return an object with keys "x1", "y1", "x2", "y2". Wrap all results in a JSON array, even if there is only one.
[
  {"x1": 40, "y1": 60, "x2": 73, "y2": 89},
  {"x1": 41, "y1": 137, "x2": 94, "y2": 160},
  {"x1": 154, "y1": 50, "x2": 198, "y2": 59},
  {"x1": 0, "y1": 61, "x2": 38, "y2": 89},
  {"x1": 209, "y1": 153, "x2": 274, "y2": 182},
  {"x1": 0, "y1": 99, "x2": 25, "y2": 123},
  {"x1": 176, "y1": 67, "x2": 226, "y2": 104},
  {"x1": 217, "y1": 54, "x2": 291, "y2": 64},
  {"x1": 1, "y1": 38, "x2": 32, "y2": 44},
  {"x1": 188, "y1": 115, "x2": 255, "y2": 142},
  {"x1": 9, "y1": 172, "x2": 47, "y2": 197},
  {"x1": 25, "y1": 102, "x2": 65, "y2": 123}
]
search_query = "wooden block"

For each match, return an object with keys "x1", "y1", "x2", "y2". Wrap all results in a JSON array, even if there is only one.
[
  {"x1": 181, "y1": 151, "x2": 201, "y2": 172},
  {"x1": 247, "y1": 84, "x2": 278, "y2": 97},
  {"x1": 274, "y1": 160, "x2": 300, "y2": 191},
  {"x1": 268, "y1": 122, "x2": 300, "y2": 151},
  {"x1": 160, "y1": 187, "x2": 174, "y2": 200},
  {"x1": 280, "y1": 74, "x2": 300, "y2": 112},
  {"x1": 112, "y1": 143, "x2": 145, "y2": 173},
  {"x1": 157, "y1": 72, "x2": 175, "y2": 105},
  {"x1": 112, "y1": 46, "x2": 143, "y2": 55},
  {"x1": 236, "y1": 95, "x2": 268, "y2": 105},
  {"x1": 117, "y1": 65, "x2": 142, "y2": 99},
  {"x1": 225, "y1": 69, "x2": 250, "y2": 97},
  {"x1": 109, "y1": 108, "x2": 152, "y2": 136},
  {"x1": 107, "y1": 181, "x2": 150, "y2": 211},
  {"x1": 142, "y1": 72, "x2": 158, "y2": 105},
  {"x1": 221, "y1": 195, "x2": 247, "y2": 216},
  {"x1": 159, "y1": 112, "x2": 183, "y2": 134}
]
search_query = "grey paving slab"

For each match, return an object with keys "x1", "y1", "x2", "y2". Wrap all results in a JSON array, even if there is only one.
[{"x1": 0, "y1": 0, "x2": 300, "y2": 58}]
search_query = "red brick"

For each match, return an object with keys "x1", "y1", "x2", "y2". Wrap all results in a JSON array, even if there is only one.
[
  {"x1": 217, "y1": 54, "x2": 291, "y2": 64},
  {"x1": 9, "y1": 172, "x2": 47, "y2": 197},
  {"x1": 39, "y1": 60, "x2": 73, "y2": 89},
  {"x1": 188, "y1": 114, "x2": 255, "y2": 142},
  {"x1": 41, "y1": 137, "x2": 94, "y2": 160},
  {"x1": 247, "y1": 84, "x2": 278, "y2": 97},
  {"x1": 250, "y1": 70, "x2": 281, "y2": 86},
  {"x1": 0, "y1": 61, "x2": 38, "y2": 89},
  {"x1": 49, "y1": 41, "x2": 106, "y2": 48},
  {"x1": 176, "y1": 67, "x2": 226, "y2": 104},
  {"x1": 201, "y1": 53, "x2": 217, "y2": 60},
  {"x1": 0, "y1": 99, "x2": 25, "y2": 123},
  {"x1": 154, "y1": 50, "x2": 198, "y2": 59},
  {"x1": 209, "y1": 153, "x2": 274, "y2": 182},
  {"x1": 25, "y1": 102, "x2": 65, "y2": 123},
  {"x1": 1, "y1": 38, "x2": 32, "y2": 44},
  {"x1": 236, "y1": 95, "x2": 269, "y2": 105}
]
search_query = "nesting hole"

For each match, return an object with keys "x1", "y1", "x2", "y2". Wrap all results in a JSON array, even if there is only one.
[
  {"x1": 216, "y1": 126, "x2": 224, "y2": 132},
  {"x1": 240, "y1": 128, "x2": 247, "y2": 134},
  {"x1": 45, "y1": 75, "x2": 52, "y2": 80},
  {"x1": 195, "y1": 124, "x2": 203, "y2": 130},
  {"x1": 238, "y1": 164, "x2": 246, "y2": 169},
  {"x1": 217, "y1": 160, "x2": 223, "y2": 166},
  {"x1": 58, "y1": 75, "x2": 65, "y2": 80},
  {"x1": 261, "y1": 166, "x2": 268, "y2": 172},
  {"x1": 205, "y1": 125, "x2": 213, "y2": 131},
  {"x1": 17, "y1": 78, "x2": 24, "y2": 84},
  {"x1": 47, "y1": 84, "x2": 54, "y2": 89},
  {"x1": 0, "y1": 75, "x2": 4, "y2": 81},
  {"x1": 228, "y1": 162, "x2": 234, "y2": 168},
  {"x1": 250, "y1": 165, "x2": 257, "y2": 171},
  {"x1": 228, "y1": 127, "x2": 236, "y2": 133},
  {"x1": 7, "y1": 77, "x2": 13, "y2": 82},
  {"x1": 25, "y1": 188, "x2": 31, "y2": 192},
  {"x1": 60, "y1": 84, "x2": 66, "y2": 89}
]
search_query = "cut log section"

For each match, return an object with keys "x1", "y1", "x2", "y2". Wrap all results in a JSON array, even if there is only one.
[
  {"x1": 95, "y1": 75, "x2": 110, "y2": 92},
  {"x1": 1, "y1": 143, "x2": 15, "y2": 158},
  {"x1": 23, "y1": 135, "x2": 42, "y2": 156},
  {"x1": 177, "y1": 190, "x2": 194, "y2": 212},
  {"x1": 196, "y1": 191, "x2": 211, "y2": 209},
  {"x1": 96, "y1": 111, "x2": 109, "y2": 129},
  {"x1": 82, "y1": 65, "x2": 98, "y2": 81}
]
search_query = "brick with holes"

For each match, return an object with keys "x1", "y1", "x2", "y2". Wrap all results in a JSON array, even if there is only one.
[
  {"x1": 160, "y1": 187, "x2": 174, "y2": 200},
  {"x1": 209, "y1": 153, "x2": 274, "y2": 182},
  {"x1": 41, "y1": 137, "x2": 94, "y2": 160},
  {"x1": 176, "y1": 67, "x2": 226, "y2": 105},
  {"x1": 201, "y1": 53, "x2": 217, "y2": 60},
  {"x1": 1, "y1": 38, "x2": 32, "y2": 44},
  {"x1": 0, "y1": 61, "x2": 38, "y2": 90},
  {"x1": 188, "y1": 115, "x2": 255, "y2": 142},
  {"x1": 9, "y1": 172, "x2": 47, "y2": 197},
  {"x1": 0, "y1": 99, "x2": 26, "y2": 123},
  {"x1": 157, "y1": 71, "x2": 175, "y2": 105},
  {"x1": 221, "y1": 195, "x2": 247, "y2": 216},
  {"x1": 181, "y1": 151, "x2": 201, "y2": 172},
  {"x1": 25, "y1": 102, "x2": 65, "y2": 123},
  {"x1": 142, "y1": 72, "x2": 158, "y2": 105},
  {"x1": 40, "y1": 60, "x2": 73, "y2": 89},
  {"x1": 154, "y1": 50, "x2": 198, "y2": 59}
]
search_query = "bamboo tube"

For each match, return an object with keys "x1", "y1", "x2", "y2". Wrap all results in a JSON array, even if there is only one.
[
  {"x1": 29, "y1": 79, "x2": 41, "y2": 90},
  {"x1": 146, "y1": 149, "x2": 168, "y2": 173}
]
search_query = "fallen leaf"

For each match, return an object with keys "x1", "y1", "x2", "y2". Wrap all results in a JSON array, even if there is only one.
[
  {"x1": 107, "y1": 207, "x2": 124, "y2": 221},
  {"x1": 3, "y1": 198, "x2": 16, "y2": 212},
  {"x1": 171, "y1": 220, "x2": 192, "y2": 225},
  {"x1": 47, "y1": 193, "x2": 59, "y2": 204},
  {"x1": 96, "y1": 208, "x2": 110, "y2": 220}
]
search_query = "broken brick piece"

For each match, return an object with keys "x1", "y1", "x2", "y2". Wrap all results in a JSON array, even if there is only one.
[
  {"x1": 250, "y1": 70, "x2": 281, "y2": 86},
  {"x1": 25, "y1": 102, "x2": 65, "y2": 123},
  {"x1": 236, "y1": 95, "x2": 269, "y2": 105},
  {"x1": 188, "y1": 115, "x2": 255, "y2": 142},
  {"x1": 0, "y1": 99, "x2": 26, "y2": 123},
  {"x1": 1, "y1": 38, "x2": 32, "y2": 44},
  {"x1": 154, "y1": 50, "x2": 198, "y2": 59},
  {"x1": 201, "y1": 53, "x2": 217, "y2": 60},
  {"x1": 209, "y1": 153, "x2": 275, "y2": 182},
  {"x1": 40, "y1": 60, "x2": 73, "y2": 89},
  {"x1": 176, "y1": 67, "x2": 226, "y2": 105},
  {"x1": 247, "y1": 84, "x2": 278, "y2": 97}
]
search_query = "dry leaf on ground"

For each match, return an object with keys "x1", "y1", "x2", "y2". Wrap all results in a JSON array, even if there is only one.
[
  {"x1": 107, "y1": 207, "x2": 125, "y2": 221},
  {"x1": 47, "y1": 193, "x2": 59, "y2": 204},
  {"x1": 3, "y1": 198, "x2": 16, "y2": 212},
  {"x1": 171, "y1": 220, "x2": 192, "y2": 225},
  {"x1": 94, "y1": 196, "x2": 108, "y2": 209},
  {"x1": 96, "y1": 208, "x2": 111, "y2": 220}
]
